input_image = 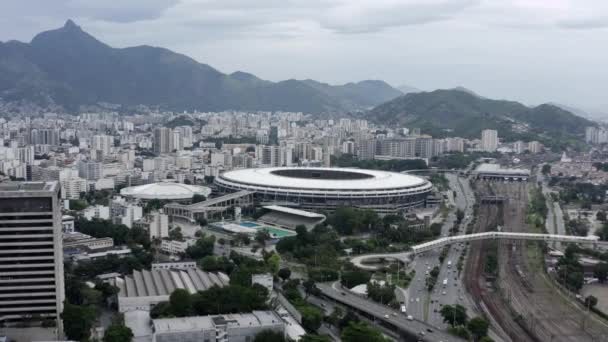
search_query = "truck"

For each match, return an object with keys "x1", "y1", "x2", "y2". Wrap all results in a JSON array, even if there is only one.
[
  {"x1": 447, "y1": 260, "x2": 452, "y2": 268},
  {"x1": 443, "y1": 278, "x2": 448, "y2": 288}
]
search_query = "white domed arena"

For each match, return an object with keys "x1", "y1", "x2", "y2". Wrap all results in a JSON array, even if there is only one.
[
  {"x1": 120, "y1": 182, "x2": 212, "y2": 201},
  {"x1": 214, "y1": 167, "x2": 432, "y2": 214}
]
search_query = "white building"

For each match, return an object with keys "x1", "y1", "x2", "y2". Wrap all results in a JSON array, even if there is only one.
[
  {"x1": 161, "y1": 238, "x2": 196, "y2": 255},
  {"x1": 149, "y1": 211, "x2": 169, "y2": 240},
  {"x1": 61, "y1": 176, "x2": 88, "y2": 200},
  {"x1": 481, "y1": 129, "x2": 498, "y2": 152},
  {"x1": 92, "y1": 135, "x2": 113, "y2": 155},
  {"x1": 83, "y1": 205, "x2": 111, "y2": 220}
]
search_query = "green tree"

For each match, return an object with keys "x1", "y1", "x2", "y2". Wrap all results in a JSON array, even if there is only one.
[
  {"x1": 255, "y1": 229, "x2": 271, "y2": 247},
  {"x1": 541, "y1": 164, "x2": 551, "y2": 175},
  {"x1": 192, "y1": 194, "x2": 207, "y2": 204},
  {"x1": 186, "y1": 234, "x2": 216, "y2": 259},
  {"x1": 169, "y1": 289, "x2": 192, "y2": 317},
  {"x1": 70, "y1": 199, "x2": 88, "y2": 211},
  {"x1": 278, "y1": 268, "x2": 291, "y2": 282},
  {"x1": 439, "y1": 304, "x2": 467, "y2": 327},
  {"x1": 168, "y1": 226, "x2": 184, "y2": 241},
  {"x1": 594, "y1": 263, "x2": 608, "y2": 283},
  {"x1": 366, "y1": 281, "x2": 395, "y2": 305},
  {"x1": 61, "y1": 303, "x2": 97, "y2": 341},
  {"x1": 467, "y1": 317, "x2": 490, "y2": 341},
  {"x1": 585, "y1": 295, "x2": 598, "y2": 309},
  {"x1": 253, "y1": 329, "x2": 285, "y2": 342},
  {"x1": 597, "y1": 211, "x2": 607, "y2": 222},
  {"x1": 456, "y1": 209, "x2": 465, "y2": 224},
  {"x1": 341, "y1": 321, "x2": 389, "y2": 342},
  {"x1": 341, "y1": 270, "x2": 371, "y2": 289},
  {"x1": 266, "y1": 253, "x2": 281, "y2": 274},
  {"x1": 300, "y1": 335, "x2": 332, "y2": 342},
  {"x1": 103, "y1": 324, "x2": 133, "y2": 342},
  {"x1": 300, "y1": 305, "x2": 324, "y2": 332}
]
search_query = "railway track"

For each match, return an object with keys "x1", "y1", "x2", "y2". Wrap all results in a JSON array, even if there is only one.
[
  {"x1": 464, "y1": 181, "x2": 535, "y2": 342},
  {"x1": 468, "y1": 182, "x2": 608, "y2": 342}
]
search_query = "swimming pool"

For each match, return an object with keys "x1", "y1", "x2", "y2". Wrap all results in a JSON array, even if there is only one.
[
  {"x1": 239, "y1": 221, "x2": 260, "y2": 228},
  {"x1": 260, "y1": 226, "x2": 296, "y2": 238}
]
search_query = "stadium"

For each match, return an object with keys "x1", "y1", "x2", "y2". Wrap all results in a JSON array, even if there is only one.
[
  {"x1": 214, "y1": 167, "x2": 432, "y2": 214},
  {"x1": 120, "y1": 182, "x2": 211, "y2": 202}
]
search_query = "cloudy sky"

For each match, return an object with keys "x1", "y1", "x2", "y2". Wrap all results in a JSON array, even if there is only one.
[{"x1": 2, "y1": 0, "x2": 608, "y2": 112}]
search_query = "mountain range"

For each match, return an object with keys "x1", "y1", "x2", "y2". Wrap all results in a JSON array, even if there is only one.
[
  {"x1": 0, "y1": 20, "x2": 404, "y2": 113},
  {"x1": 367, "y1": 88, "x2": 594, "y2": 148},
  {"x1": 0, "y1": 20, "x2": 595, "y2": 148}
]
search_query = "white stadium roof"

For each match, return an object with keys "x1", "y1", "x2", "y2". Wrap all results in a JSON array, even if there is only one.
[
  {"x1": 219, "y1": 167, "x2": 428, "y2": 191},
  {"x1": 120, "y1": 182, "x2": 211, "y2": 200}
]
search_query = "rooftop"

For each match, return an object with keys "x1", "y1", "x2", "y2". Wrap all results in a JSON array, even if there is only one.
[
  {"x1": 120, "y1": 182, "x2": 211, "y2": 200},
  {"x1": 152, "y1": 311, "x2": 283, "y2": 334},
  {"x1": 219, "y1": 167, "x2": 429, "y2": 191},
  {"x1": 475, "y1": 163, "x2": 531, "y2": 175},
  {"x1": 116, "y1": 269, "x2": 229, "y2": 297}
]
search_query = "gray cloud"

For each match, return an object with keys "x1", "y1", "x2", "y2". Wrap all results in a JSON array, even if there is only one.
[
  {"x1": 557, "y1": 17, "x2": 608, "y2": 29},
  {"x1": 1, "y1": 0, "x2": 608, "y2": 111}
]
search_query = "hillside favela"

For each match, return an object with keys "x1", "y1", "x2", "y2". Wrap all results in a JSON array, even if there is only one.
[{"x1": 1, "y1": 2, "x2": 608, "y2": 342}]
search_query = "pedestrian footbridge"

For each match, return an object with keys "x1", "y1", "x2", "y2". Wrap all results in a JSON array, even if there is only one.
[{"x1": 351, "y1": 232, "x2": 602, "y2": 270}]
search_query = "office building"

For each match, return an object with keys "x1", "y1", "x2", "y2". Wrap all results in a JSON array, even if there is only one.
[
  {"x1": 0, "y1": 182, "x2": 65, "y2": 328},
  {"x1": 481, "y1": 129, "x2": 498, "y2": 152},
  {"x1": 154, "y1": 127, "x2": 173, "y2": 155},
  {"x1": 78, "y1": 160, "x2": 102, "y2": 181},
  {"x1": 92, "y1": 135, "x2": 113, "y2": 155}
]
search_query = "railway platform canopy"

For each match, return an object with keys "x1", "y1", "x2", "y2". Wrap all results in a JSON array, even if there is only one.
[{"x1": 474, "y1": 163, "x2": 530, "y2": 181}]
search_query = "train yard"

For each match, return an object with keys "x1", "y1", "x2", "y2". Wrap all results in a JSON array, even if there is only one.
[{"x1": 465, "y1": 181, "x2": 608, "y2": 342}]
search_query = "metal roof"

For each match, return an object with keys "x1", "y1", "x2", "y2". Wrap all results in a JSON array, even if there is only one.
[
  {"x1": 218, "y1": 167, "x2": 428, "y2": 191},
  {"x1": 120, "y1": 182, "x2": 211, "y2": 200}
]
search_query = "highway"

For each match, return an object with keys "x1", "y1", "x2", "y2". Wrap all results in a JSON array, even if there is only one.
[
  {"x1": 316, "y1": 282, "x2": 464, "y2": 342},
  {"x1": 427, "y1": 174, "x2": 474, "y2": 328},
  {"x1": 406, "y1": 174, "x2": 475, "y2": 326}
]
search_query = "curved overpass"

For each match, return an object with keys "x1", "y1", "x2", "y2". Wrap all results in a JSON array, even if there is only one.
[{"x1": 351, "y1": 232, "x2": 601, "y2": 269}]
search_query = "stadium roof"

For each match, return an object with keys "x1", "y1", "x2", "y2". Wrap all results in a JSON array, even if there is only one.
[
  {"x1": 219, "y1": 167, "x2": 428, "y2": 191},
  {"x1": 120, "y1": 182, "x2": 211, "y2": 200}
]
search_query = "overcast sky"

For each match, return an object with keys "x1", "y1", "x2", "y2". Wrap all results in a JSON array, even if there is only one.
[{"x1": 2, "y1": 0, "x2": 608, "y2": 112}]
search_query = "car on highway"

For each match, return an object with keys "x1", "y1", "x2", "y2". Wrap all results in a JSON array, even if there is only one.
[{"x1": 407, "y1": 315, "x2": 414, "y2": 321}]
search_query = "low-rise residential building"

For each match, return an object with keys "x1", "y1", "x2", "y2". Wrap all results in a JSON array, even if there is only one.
[
  {"x1": 151, "y1": 311, "x2": 284, "y2": 342},
  {"x1": 161, "y1": 238, "x2": 196, "y2": 255}
]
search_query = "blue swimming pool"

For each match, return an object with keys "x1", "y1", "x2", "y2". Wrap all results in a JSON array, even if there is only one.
[{"x1": 239, "y1": 221, "x2": 259, "y2": 228}]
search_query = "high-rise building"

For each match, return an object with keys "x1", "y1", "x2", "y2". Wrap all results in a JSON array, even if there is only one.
[
  {"x1": 0, "y1": 181, "x2": 65, "y2": 329},
  {"x1": 30, "y1": 129, "x2": 59, "y2": 146},
  {"x1": 153, "y1": 127, "x2": 173, "y2": 155},
  {"x1": 357, "y1": 139, "x2": 377, "y2": 160},
  {"x1": 415, "y1": 136, "x2": 434, "y2": 158},
  {"x1": 481, "y1": 129, "x2": 498, "y2": 152},
  {"x1": 269, "y1": 126, "x2": 279, "y2": 145},
  {"x1": 78, "y1": 160, "x2": 102, "y2": 181},
  {"x1": 92, "y1": 135, "x2": 113, "y2": 155},
  {"x1": 149, "y1": 211, "x2": 169, "y2": 240},
  {"x1": 261, "y1": 145, "x2": 281, "y2": 166}
]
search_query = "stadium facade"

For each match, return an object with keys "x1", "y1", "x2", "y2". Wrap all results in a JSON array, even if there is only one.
[{"x1": 214, "y1": 167, "x2": 432, "y2": 214}]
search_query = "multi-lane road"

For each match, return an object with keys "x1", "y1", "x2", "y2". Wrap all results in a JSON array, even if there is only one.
[
  {"x1": 316, "y1": 282, "x2": 464, "y2": 342},
  {"x1": 406, "y1": 174, "x2": 475, "y2": 327}
]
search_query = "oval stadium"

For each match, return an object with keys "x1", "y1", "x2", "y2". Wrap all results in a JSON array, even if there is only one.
[{"x1": 214, "y1": 167, "x2": 432, "y2": 214}]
